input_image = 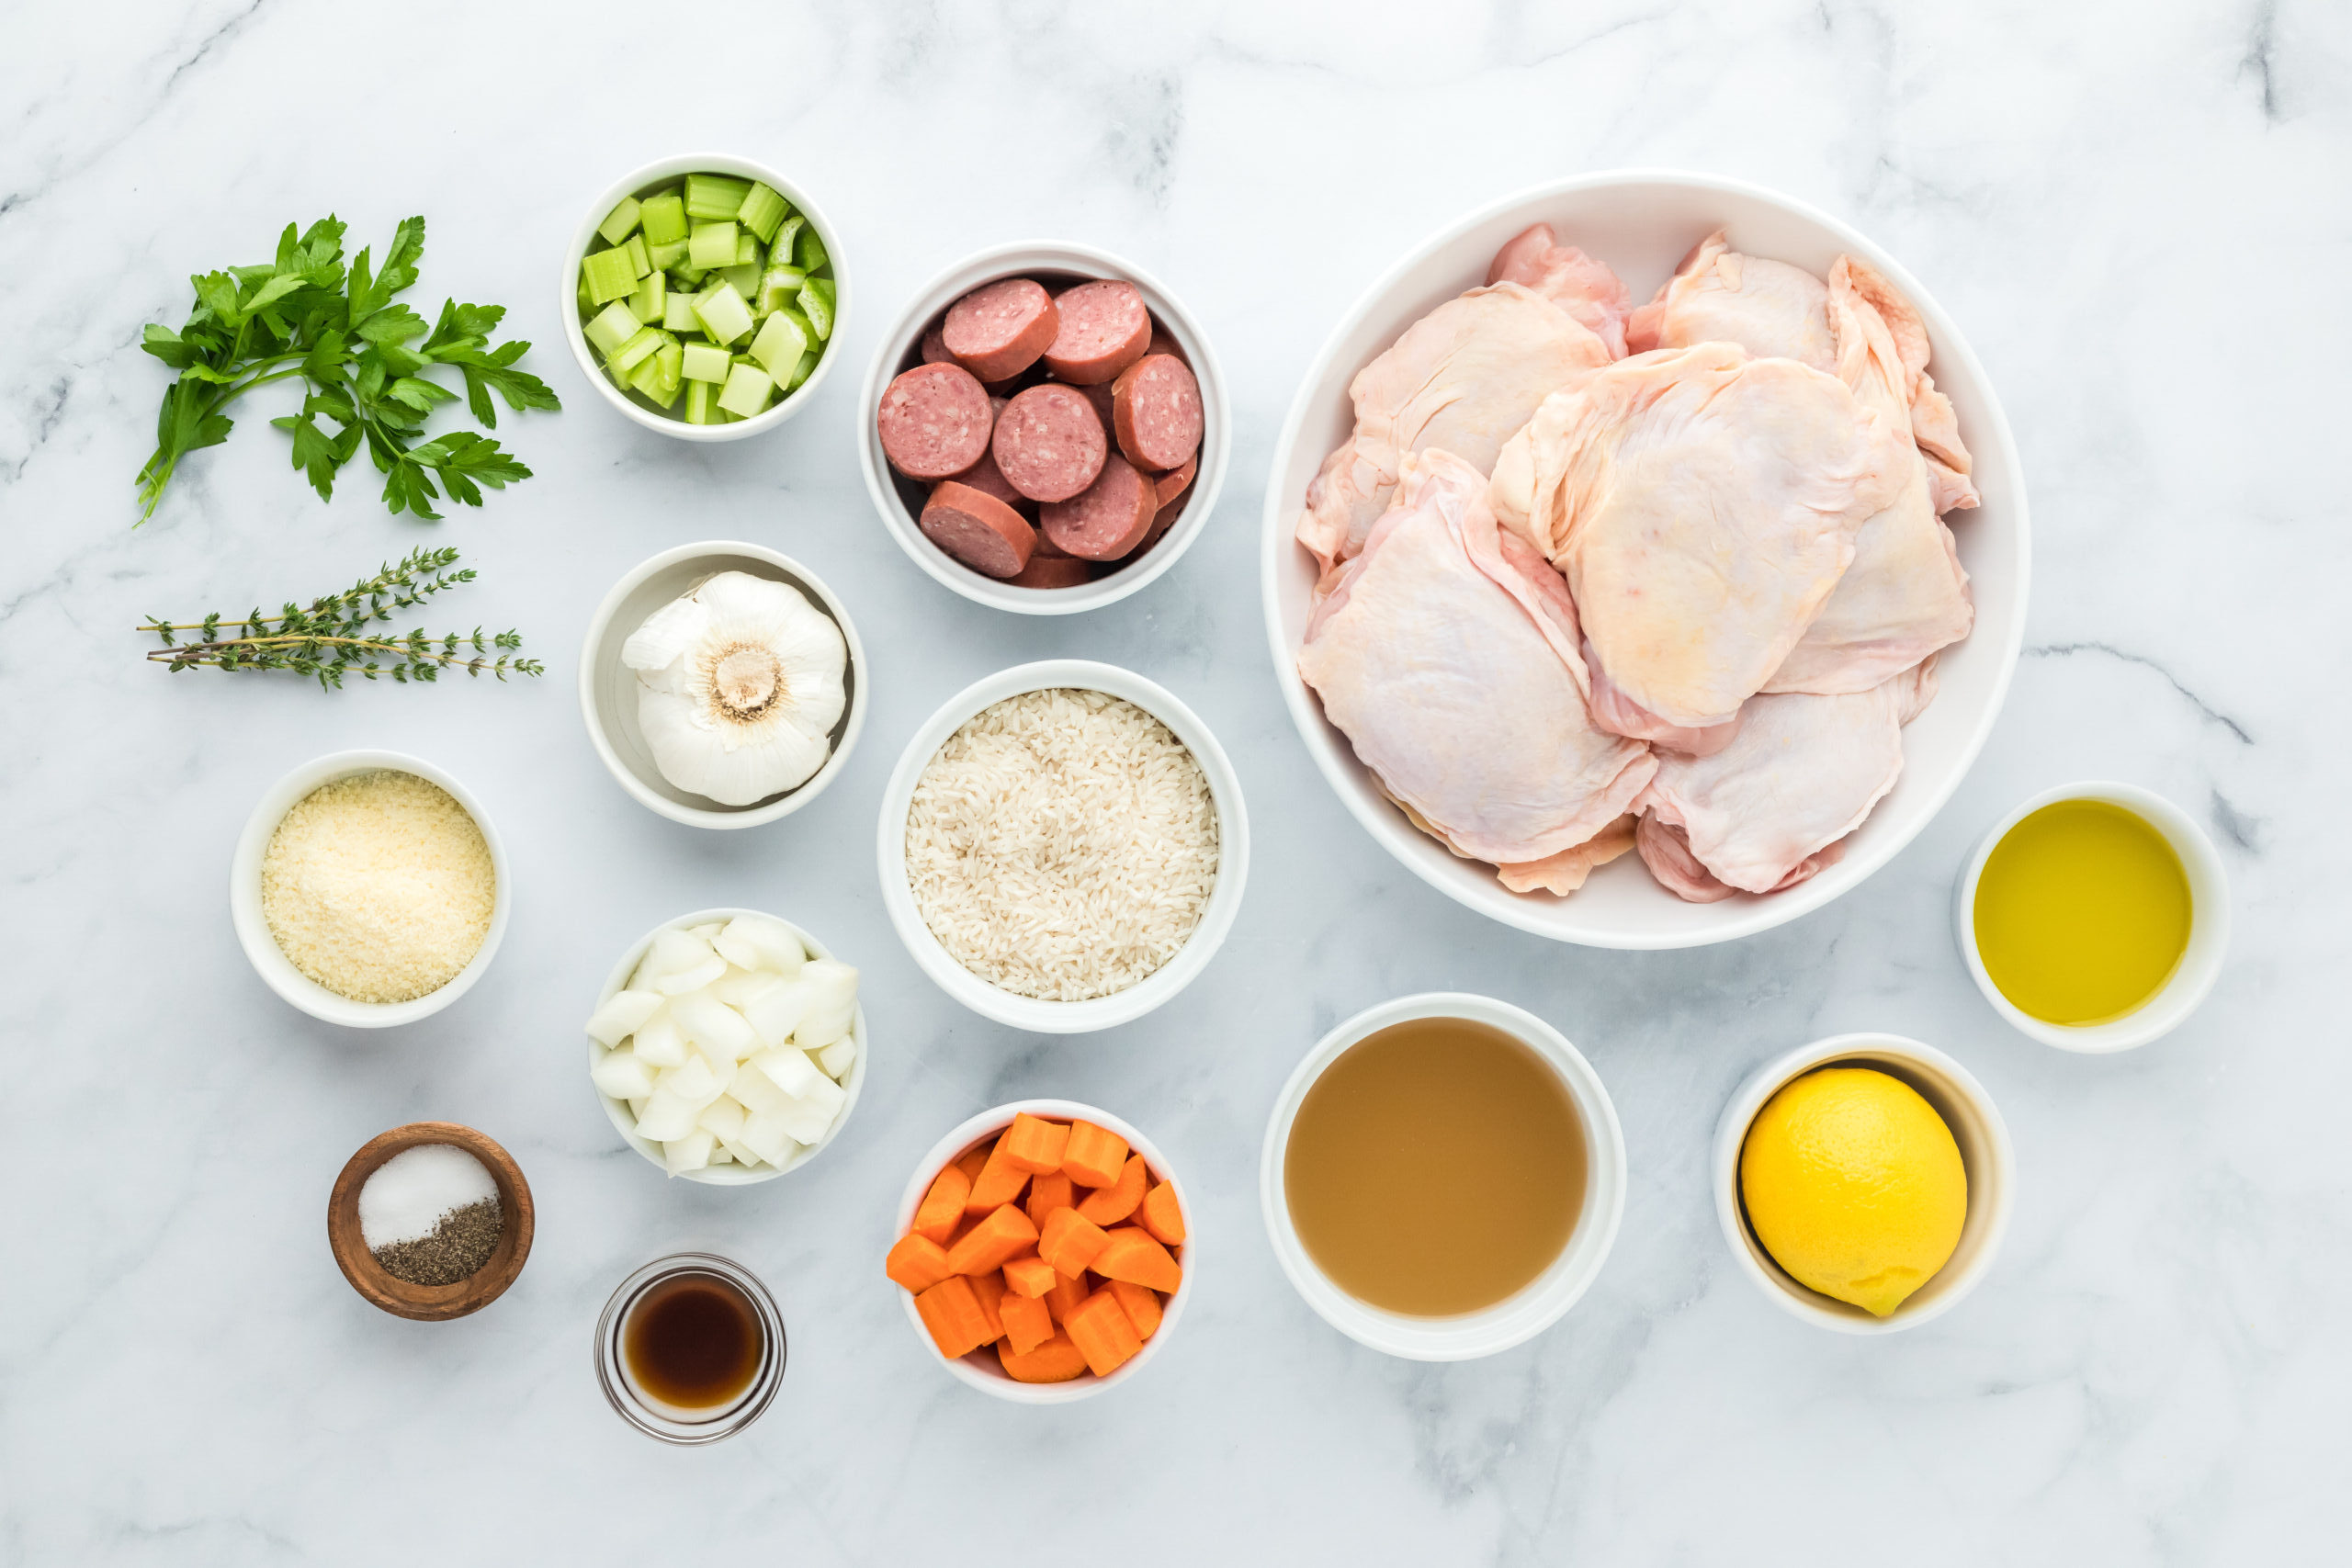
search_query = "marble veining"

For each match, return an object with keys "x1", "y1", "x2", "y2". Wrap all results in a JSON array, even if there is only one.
[{"x1": 2, "y1": 1, "x2": 2346, "y2": 1562}]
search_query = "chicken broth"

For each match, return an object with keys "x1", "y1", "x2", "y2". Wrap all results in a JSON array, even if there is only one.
[
  {"x1": 1284, "y1": 1018, "x2": 1586, "y2": 1316},
  {"x1": 621, "y1": 1272, "x2": 765, "y2": 1415}
]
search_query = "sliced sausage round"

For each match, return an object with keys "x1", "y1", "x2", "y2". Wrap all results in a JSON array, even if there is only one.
[
  {"x1": 1009, "y1": 555, "x2": 1094, "y2": 588},
  {"x1": 1041, "y1": 456, "x2": 1156, "y2": 560},
  {"x1": 920, "y1": 324, "x2": 953, "y2": 365},
  {"x1": 1152, "y1": 453, "x2": 1197, "y2": 509},
  {"x1": 877, "y1": 363, "x2": 993, "y2": 480},
  {"x1": 943, "y1": 277, "x2": 1057, "y2": 384},
  {"x1": 1044, "y1": 280, "x2": 1151, "y2": 384},
  {"x1": 1111, "y1": 354, "x2": 1204, "y2": 471},
  {"x1": 991, "y1": 385, "x2": 1107, "y2": 503},
  {"x1": 921, "y1": 481, "x2": 1035, "y2": 580}
]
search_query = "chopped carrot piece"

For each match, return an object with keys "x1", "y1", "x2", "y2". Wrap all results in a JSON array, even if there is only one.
[
  {"x1": 1064, "y1": 1290, "x2": 1144, "y2": 1377},
  {"x1": 966, "y1": 1135, "x2": 1032, "y2": 1214},
  {"x1": 1037, "y1": 1206, "x2": 1110, "y2": 1277},
  {"x1": 911, "y1": 1165, "x2": 972, "y2": 1246},
  {"x1": 1091, "y1": 1226, "x2": 1182, "y2": 1292},
  {"x1": 1138, "y1": 1180, "x2": 1186, "y2": 1246},
  {"x1": 885, "y1": 1233, "x2": 955, "y2": 1293},
  {"x1": 945, "y1": 1209, "x2": 983, "y2": 1249},
  {"x1": 1108, "y1": 1279, "x2": 1163, "y2": 1339},
  {"x1": 1061, "y1": 1121, "x2": 1129, "y2": 1189},
  {"x1": 969, "y1": 1269, "x2": 1007, "y2": 1344},
  {"x1": 1077, "y1": 1154, "x2": 1148, "y2": 1226},
  {"x1": 999, "y1": 1112, "x2": 1070, "y2": 1175},
  {"x1": 1025, "y1": 1170, "x2": 1077, "y2": 1230},
  {"x1": 1003, "y1": 1254, "x2": 1057, "y2": 1299},
  {"x1": 953, "y1": 1138, "x2": 995, "y2": 1185},
  {"x1": 1044, "y1": 1268, "x2": 1089, "y2": 1325},
  {"x1": 946, "y1": 1203, "x2": 1041, "y2": 1276},
  {"x1": 914, "y1": 1275, "x2": 994, "y2": 1359},
  {"x1": 999, "y1": 1291, "x2": 1054, "y2": 1357},
  {"x1": 998, "y1": 1330, "x2": 1089, "y2": 1383}
]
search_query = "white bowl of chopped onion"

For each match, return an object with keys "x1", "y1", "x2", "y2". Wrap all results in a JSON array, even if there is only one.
[
  {"x1": 230, "y1": 750, "x2": 512, "y2": 1030},
  {"x1": 587, "y1": 907, "x2": 867, "y2": 1185},
  {"x1": 876, "y1": 660, "x2": 1250, "y2": 1034}
]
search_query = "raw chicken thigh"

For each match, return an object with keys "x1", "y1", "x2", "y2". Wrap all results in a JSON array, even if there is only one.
[
  {"x1": 1295, "y1": 283, "x2": 1613, "y2": 576},
  {"x1": 1486, "y1": 223, "x2": 1634, "y2": 358},
  {"x1": 1625, "y1": 230, "x2": 1836, "y2": 370},
  {"x1": 1487, "y1": 342, "x2": 1905, "y2": 732},
  {"x1": 1298, "y1": 449, "x2": 1655, "y2": 885},
  {"x1": 1767, "y1": 257, "x2": 1973, "y2": 694},
  {"x1": 1637, "y1": 660, "x2": 1938, "y2": 897}
]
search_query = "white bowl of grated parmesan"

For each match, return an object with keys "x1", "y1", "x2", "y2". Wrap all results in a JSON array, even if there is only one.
[
  {"x1": 877, "y1": 660, "x2": 1250, "y2": 1034},
  {"x1": 230, "y1": 750, "x2": 512, "y2": 1029}
]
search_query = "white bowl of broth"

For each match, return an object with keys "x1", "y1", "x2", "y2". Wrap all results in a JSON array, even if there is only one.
[
  {"x1": 1956, "y1": 782, "x2": 2230, "y2": 1053},
  {"x1": 1260, "y1": 993, "x2": 1626, "y2": 1360}
]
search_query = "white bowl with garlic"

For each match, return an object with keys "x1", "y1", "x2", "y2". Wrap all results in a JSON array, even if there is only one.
[
  {"x1": 581, "y1": 542, "x2": 867, "y2": 829},
  {"x1": 586, "y1": 908, "x2": 866, "y2": 1183}
]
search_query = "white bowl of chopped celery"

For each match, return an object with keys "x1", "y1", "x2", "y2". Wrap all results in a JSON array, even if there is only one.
[{"x1": 562, "y1": 154, "x2": 846, "y2": 439}]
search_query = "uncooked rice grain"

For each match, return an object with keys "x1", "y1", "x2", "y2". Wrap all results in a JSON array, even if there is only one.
[{"x1": 905, "y1": 688, "x2": 1218, "y2": 1001}]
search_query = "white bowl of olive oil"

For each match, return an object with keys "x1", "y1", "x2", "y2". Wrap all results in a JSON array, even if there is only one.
[{"x1": 1955, "y1": 781, "x2": 2230, "y2": 1053}]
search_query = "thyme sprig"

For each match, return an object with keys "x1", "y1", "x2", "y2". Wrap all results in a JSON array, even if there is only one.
[{"x1": 141, "y1": 547, "x2": 543, "y2": 691}]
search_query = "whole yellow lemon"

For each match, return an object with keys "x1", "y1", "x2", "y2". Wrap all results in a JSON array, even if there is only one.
[{"x1": 1738, "y1": 1066, "x2": 1967, "y2": 1318}]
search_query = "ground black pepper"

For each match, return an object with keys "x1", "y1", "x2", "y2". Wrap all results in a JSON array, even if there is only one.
[{"x1": 371, "y1": 1198, "x2": 503, "y2": 1285}]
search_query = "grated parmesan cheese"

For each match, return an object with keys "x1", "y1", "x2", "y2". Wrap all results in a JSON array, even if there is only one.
[
  {"x1": 261, "y1": 770, "x2": 495, "y2": 1004},
  {"x1": 905, "y1": 689, "x2": 1218, "y2": 1002}
]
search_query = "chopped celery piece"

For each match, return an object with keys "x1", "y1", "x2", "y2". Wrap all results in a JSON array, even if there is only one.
[
  {"x1": 670, "y1": 265, "x2": 708, "y2": 288},
  {"x1": 737, "y1": 181, "x2": 788, "y2": 243},
  {"x1": 771, "y1": 217, "x2": 804, "y2": 267},
  {"x1": 621, "y1": 233, "x2": 651, "y2": 278},
  {"x1": 684, "y1": 378, "x2": 721, "y2": 424},
  {"x1": 798, "y1": 276, "x2": 835, "y2": 341},
  {"x1": 684, "y1": 173, "x2": 752, "y2": 220},
  {"x1": 597, "y1": 196, "x2": 642, "y2": 246},
  {"x1": 687, "y1": 220, "x2": 738, "y2": 270},
  {"x1": 606, "y1": 357, "x2": 636, "y2": 389},
  {"x1": 652, "y1": 337, "x2": 684, "y2": 385},
  {"x1": 662, "y1": 290, "x2": 704, "y2": 333},
  {"x1": 628, "y1": 269, "x2": 667, "y2": 324},
  {"x1": 756, "y1": 265, "x2": 808, "y2": 311},
  {"x1": 718, "y1": 263, "x2": 763, "y2": 302},
  {"x1": 647, "y1": 237, "x2": 690, "y2": 272},
  {"x1": 681, "y1": 342, "x2": 732, "y2": 383},
  {"x1": 639, "y1": 191, "x2": 688, "y2": 248},
  {"x1": 576, "y1": 273, "x2": 594, "y2": 313},
  {"x1": 733, "y1": 230, "x2": 762, "y2": 265},
  {"x1": 717, "y1": 362, "x2": 774, "y2": 419},
  {"x1": 693, "y1": 280, "x2": 755, "y2": 345},
  {"x1": 797, "y1": 226, "x2": 829, "y2": 273},
  {"x1": 583, "y1": 300, "x2": 641, "y2": 356},
  {"x1": 581, "y1": 247, "x2": 639, "y2": 306},
  {"x1": 786, "y1": 350, "x2": 818, "y2": 392},
  {"x1": 609, "y1": 323, "x2": 663, "y2": 375},
  {"x1": 767, "y1": 302, "x2": 816, "y2": 350},
  {"x1": 748, "y1": 310, "x2": 808, "y2": 379}
]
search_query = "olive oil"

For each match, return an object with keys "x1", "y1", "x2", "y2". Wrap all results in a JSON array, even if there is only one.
[
  {"x1": 1973, "y1": 799, "x2": 2191, "y2": 1025},
  {"x1": 622, "y1": 1271, "x2": 764, "y2": 1415},
  {"x1": 1284, "y1": 1017, "x2": 1586, "y2": 1317}
]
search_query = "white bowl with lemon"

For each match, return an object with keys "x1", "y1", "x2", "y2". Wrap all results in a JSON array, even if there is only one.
[{"x1": 1713, "y1": 1033, "x2": 2013, "y2": 1335}]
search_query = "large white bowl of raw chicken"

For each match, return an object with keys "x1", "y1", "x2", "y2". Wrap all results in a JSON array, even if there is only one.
[{"x1": 1262, "y1": 171, "x2": 2027, "y2": 949}]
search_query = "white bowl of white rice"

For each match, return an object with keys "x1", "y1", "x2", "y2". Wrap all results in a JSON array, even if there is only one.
[
  {"x1": 230, "y1": 750, "x2": 511, "y2": 1029},
  {"x1": 876, "y1": 660, "x2": 1250, "y2": 1033}
]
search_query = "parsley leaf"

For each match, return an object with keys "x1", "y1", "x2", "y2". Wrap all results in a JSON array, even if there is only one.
[{"x1": 133, "y1": 213, "x2": 560, "y2": 523}]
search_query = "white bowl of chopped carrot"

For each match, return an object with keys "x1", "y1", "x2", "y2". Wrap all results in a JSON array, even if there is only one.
[{"x1": 888, "y1": 1100, "x2": 1192, "y2": 1404}]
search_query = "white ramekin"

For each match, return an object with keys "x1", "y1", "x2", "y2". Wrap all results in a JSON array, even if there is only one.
[
  {"x1": 579, "y1": 541, "x2": 867, "y2": 830},
  {"x1": 876, "y1": 660, "x2": 1249, "y2": 1033},
  {"x1": 858, "y1": 241, "x2": 1228, "y2": 615},
  {"x1": 1713, "y1": 1032, "x2": 2014, "y2": 1334},
  {"x1": 1954, "y1": 781, "x2": 2230, "y2": 1053},
  {"x1": 1259, "y1": 993, "x2": 1627, "y2": 1360},
  {"x1": 230, "y1": 750, "x2": 511, "y2": 1029},
  {"x1": 560, "y1": 152, "x2": 849, "y2": 442},
  {"x1": 892, "y1": 1100, "x2": 1193, "y2": 1404},
  {"x1": 588, "y1": 907, "x2": 868, "y2": 1186}
]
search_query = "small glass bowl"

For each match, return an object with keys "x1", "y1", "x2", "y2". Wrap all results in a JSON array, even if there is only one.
[{"x1": 594, "y1": 1253, "x2": 786, "y2": 1444}]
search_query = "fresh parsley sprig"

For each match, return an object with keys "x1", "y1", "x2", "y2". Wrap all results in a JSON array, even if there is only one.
[
  {"x1": 141, "y1": 547, "x2": 544, "y2": 690},
  {"x1": 136, "y1": 216, "x2": 561, "y2": 523}
]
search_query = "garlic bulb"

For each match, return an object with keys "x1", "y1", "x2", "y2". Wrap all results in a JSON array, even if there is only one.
[{"x1": 621, "y1": 571, "x2": 848, "y2": 807}]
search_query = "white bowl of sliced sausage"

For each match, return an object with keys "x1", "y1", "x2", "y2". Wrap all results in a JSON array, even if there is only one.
[{"x1": 860, "y1": 243, "x2": 1227, "y2": 615}]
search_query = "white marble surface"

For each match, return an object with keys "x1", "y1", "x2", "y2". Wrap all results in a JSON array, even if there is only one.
[{"x1": 3, "y1": 2, "x2": 2345, "y2": 1561}]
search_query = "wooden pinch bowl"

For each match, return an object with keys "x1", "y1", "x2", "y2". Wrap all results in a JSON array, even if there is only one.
[{"x1": 328, "y1": 1122, "x2": 536, "y2": 1321}]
